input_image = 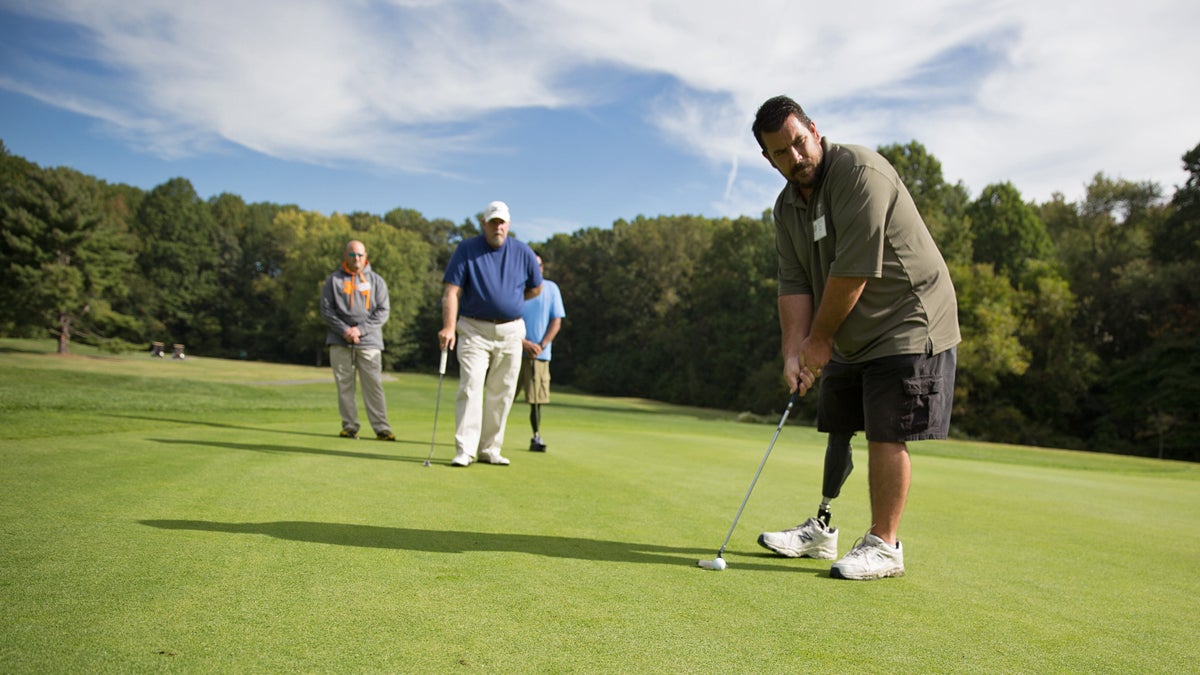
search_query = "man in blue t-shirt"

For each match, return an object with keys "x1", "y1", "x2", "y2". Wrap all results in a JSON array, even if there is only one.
[
  {"x1": 438, "y1": 201, "x2": 543, "y2": 467},
  {"x1": 519, "y1": 253, "x2": 566, "y2": 452}
]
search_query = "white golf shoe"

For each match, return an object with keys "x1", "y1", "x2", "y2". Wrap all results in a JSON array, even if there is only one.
[
  {"x1": 451, "y1": 452, "x2": 473, "y2": 467},
  {"x1": 830, "y1": 533, "x2": 905, "y2": 580},
  {"x1": 757, "y1": 517, "x2": 838, "y2": 559},
  {"x1": 479, "y1": 448, "x2": 510, "y2": 465}
]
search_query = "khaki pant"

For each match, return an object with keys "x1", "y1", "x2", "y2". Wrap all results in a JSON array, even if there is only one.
[
  {"x1": 454, "y1": 317, "x2": 525, "y2": 459},
  {"x1": 330, "y1": 345, "x2": 390, "y2": 435},
  {"x1": 520, "y1": 358, "x2": 552, "y2": 404}
]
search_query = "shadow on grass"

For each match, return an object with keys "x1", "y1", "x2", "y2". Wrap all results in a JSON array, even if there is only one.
[
  {"x1": 113, "y1": 413, "x2": 432, "y2": 447},
  {"x1": 110, "y1": 413, "x2": 335, "y2": 438},
  {"x1": 109, "y1": 410, "x2": 343, "y2": 437},
  {"x1": 151, "y1": 438, "x2": 435, "y2": 463},
  {"x1": 138, "y1": 519, "x2": 804, "y2": 571}
]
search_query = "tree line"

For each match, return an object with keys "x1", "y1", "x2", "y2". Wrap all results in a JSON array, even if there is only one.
[{"x1": 2, "y1": 138, "x2": 1197, "y2": 461}]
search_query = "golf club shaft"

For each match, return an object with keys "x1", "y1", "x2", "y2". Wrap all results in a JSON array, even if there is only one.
[
  {"x1": 423, "y1": 349, "x2": 449, "y2": 465},
  {"x1": 717, "y1": 391, "x2": 799, "y2": 557}
]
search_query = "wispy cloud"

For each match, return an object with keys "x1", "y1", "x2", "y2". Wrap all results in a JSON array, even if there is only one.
[{"x1": 3, "y1": 0, "x2": 1197, "y2": 223}]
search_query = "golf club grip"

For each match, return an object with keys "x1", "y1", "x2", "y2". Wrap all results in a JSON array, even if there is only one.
[{"x1": 438, "y1": 348, "x2": 448, "y2": 374}]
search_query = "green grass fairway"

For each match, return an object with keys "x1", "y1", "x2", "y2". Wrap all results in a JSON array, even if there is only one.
[{"x1": 2, "y1": 339, "x2": 1198, "y2": 672}]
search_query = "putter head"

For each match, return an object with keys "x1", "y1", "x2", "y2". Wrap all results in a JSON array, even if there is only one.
[{"x1": 422, "y1": 460, "x2": 432, "y2": 467}]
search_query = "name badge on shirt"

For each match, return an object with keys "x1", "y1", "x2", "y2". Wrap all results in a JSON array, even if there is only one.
[{"x1": 813, "y1": 215, "x2": 827, "y2": 241}]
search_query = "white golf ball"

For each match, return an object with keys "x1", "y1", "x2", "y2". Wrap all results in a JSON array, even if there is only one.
[{"x1": 712, "y1": 558, "x2": 726, "y2": 571}]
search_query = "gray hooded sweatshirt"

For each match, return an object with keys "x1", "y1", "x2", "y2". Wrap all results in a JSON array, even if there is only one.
[{"x1": 320, "y1": 261, "x2": 390, "y2": 350}]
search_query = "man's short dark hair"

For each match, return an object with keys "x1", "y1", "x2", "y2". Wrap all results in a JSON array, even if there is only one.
[{"x1": 752, "y1": 95, "x2": 812, "y2": 151}]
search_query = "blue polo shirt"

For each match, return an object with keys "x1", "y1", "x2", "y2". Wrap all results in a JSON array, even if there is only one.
[
  {"x1": 523, "y1": 279, "x2": 566, "y2": 361},
  {"x1": 444, "y1": 235, "x2": 542, "y2": 320}
]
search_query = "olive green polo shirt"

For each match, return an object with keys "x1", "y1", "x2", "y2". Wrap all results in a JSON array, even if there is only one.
[{"x1": 773, "y1": 138, "x2": 961, "y2": 363}]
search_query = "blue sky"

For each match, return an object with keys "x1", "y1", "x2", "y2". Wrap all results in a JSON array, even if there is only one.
[{"x1": 2, "y1": 0, "x2": 1197, "y2": 244}]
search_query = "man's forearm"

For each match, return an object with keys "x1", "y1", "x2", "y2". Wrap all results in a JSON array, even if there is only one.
[
  {"x1": 809, "y1": 276, "x2": 867, "y2": 344},
  {"x1": 442, "y1": 285, "x2": 460, "y2": 330},
  {"x1": 778, "y1": 294, "x2": 814, "y2": 356},
  {"x1": 541, "y1": 318, "x2": 562, "y2": 346}
]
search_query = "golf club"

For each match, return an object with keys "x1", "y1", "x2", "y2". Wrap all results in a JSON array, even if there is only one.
[
  {"x1": 346, "y1": 346, "x2": 359, "y2": 440},
  {"x1": 422, "y1": 348, "x2": 449, "y2": 467},
  {"x1": 698, "y1": 389, "x2": 800, "y2": 571}
]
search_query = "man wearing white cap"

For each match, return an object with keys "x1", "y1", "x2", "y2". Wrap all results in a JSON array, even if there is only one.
[{"x1": 438, "y1": 201, "x2": 543, "y2": 466}]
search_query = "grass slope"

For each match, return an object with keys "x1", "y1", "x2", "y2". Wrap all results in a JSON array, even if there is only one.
[{"x1": 2, "y1": 339, "x2": 1197, "y2": 672}]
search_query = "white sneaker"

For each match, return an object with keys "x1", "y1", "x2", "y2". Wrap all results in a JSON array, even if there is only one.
[
  {"x1": 479, "y1": 448, "x2": 510, "y2": 466},
  {"x1": 451, "y1": 452, "x2": 473, "y2": 467},
  {"x1": 830, "y1": 533, "x2": 905, "y2": 580},
  {"x1": 757, "y1": 517, "x2": 838, "y2": 559}
]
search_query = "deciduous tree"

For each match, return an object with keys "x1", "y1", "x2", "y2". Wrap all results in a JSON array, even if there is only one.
[{"x1": 967, "y1": 182, "x2": 1053, "y2": 285}]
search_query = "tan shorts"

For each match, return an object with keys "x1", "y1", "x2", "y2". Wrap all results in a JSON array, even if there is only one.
[{"x1": 520, "y1": 358, "x2": 552, "y2": 404}]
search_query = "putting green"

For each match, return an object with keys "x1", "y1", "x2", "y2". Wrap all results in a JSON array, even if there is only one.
[{"x1": 2, "y1": 341, "x2": 1197, "y2": 671}]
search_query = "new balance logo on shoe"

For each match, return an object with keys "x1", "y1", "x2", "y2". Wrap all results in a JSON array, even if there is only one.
[{"x1": 757, "y1": 517, "x2": 838, "y2": 559}]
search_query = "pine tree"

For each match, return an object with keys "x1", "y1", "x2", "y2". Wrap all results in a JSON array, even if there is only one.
[{"x1": 0, "y1": 155, "x2": 135, "y2": 353}]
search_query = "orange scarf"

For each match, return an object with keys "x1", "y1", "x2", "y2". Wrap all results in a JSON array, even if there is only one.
[{"x1": 340, "y1": 262, "x2": 371, "y2": 310}]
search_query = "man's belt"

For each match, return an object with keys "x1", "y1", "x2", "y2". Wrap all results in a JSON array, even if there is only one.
[{"x1": 465, "y1": 316, "x2": 519, "y2": 324}]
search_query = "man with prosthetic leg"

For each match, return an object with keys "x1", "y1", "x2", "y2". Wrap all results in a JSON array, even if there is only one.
[{"x1": 752, "y1": 95, "x2": 960, "y2": 580}]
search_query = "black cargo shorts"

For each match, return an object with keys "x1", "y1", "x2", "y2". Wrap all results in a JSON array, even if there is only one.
[{"x1": 817, "y1": 347, "x2": 957, "y2": 443}]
